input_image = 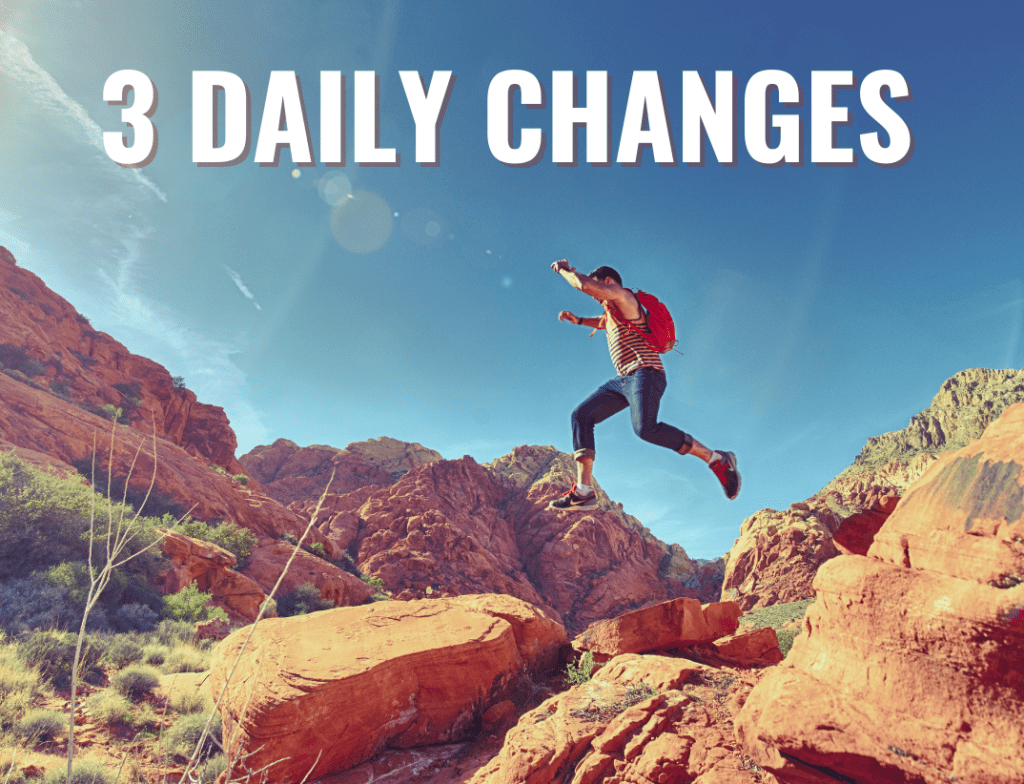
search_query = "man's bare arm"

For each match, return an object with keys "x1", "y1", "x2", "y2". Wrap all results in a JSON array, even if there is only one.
[
  {"x1": 551, "y1": 259, "x2": 621, "y2": 301},
  {"x1": 558, "y1": 311, "x2": 605, "y2": 329}
]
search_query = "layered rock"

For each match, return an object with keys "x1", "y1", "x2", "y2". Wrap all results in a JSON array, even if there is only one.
[
  {"x1": 241, "y1": 537, "x2": 372, "y2": 608},
  {"x1": 736, "y1": 402, "x2": 1024, "y2": 784},
  {"x1": 209, "y1": 594, "x2": 567, "y2": 784},
  {"x1": 0, "y1": 370, "x2": 320, "y2": 544},
  {"x1": 240, "y1": 437, "x2": 442, "y2": 506},
  {"x1": 722, "y1": 368, "x2": 1024, "y2": 610},
  {"x1": 0, "y1": 247, "x2": 247, "y2": 474}
]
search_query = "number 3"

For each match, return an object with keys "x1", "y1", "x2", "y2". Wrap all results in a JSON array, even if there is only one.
[{"x1": 103, "y1": 70, "x2": 157, "y2": 167}]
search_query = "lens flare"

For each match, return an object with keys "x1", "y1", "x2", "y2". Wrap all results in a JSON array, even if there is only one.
[{"x1": 330, "y1": 190, "x2": 393, "y2": 253}]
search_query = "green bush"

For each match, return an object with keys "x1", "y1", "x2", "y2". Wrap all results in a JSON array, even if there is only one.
[
  {"x1": 162, "y1": 582, "x2": 227, "y2": 625},
  {"x1": 566, "y1": 651, "x2": 595, "y2": 686},
  {"x1": 141, "y1": 642, "x2": 170, "y2": 666},
  {"x1": 109, "y1": 664, "x2": 161, "y2": 701},
  {"x1": 0, "y1": 646, "x2": 43, "y2": 730},
  {"x1": 175, "y1": 518, "x2": 257, "y2": 568},
  {"x1": 276, "y1": 583, "x2": 333, "y2": 617},
  {"x1": 15, "y1": 708, "x2": 65, "y2": 743},
  {"x1": 41, "y1": 757, "x2": 114, "y2": 784},
  {"x1": 156, "y1": 619, "x2": 196, "y2": 647},
  {"x1": 166, "y1": 711, "x2": 222, "y2": 762},
  {"x1": 778, "y1": 628, "x2": 801, "y2": 657},
  {"x1": 17, "y1": 630, "x2": 104, "y2": 689},
  {"x1": 161, "y1": 644, "x2": 212, "y2": 675},
  {"x1": 103, "y1": 636, "x2": 144, "y2": 669},
  {"x1": 85, "y1": 690, "x2": 133, "y2": 726}
]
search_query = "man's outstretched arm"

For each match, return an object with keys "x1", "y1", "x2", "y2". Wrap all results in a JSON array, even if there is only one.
[
  {"x1": 558, "y1": 310, "x2": 605, "y2": 329},
  {"x1": 551, "y1": 259, "x2": 620, "y2": 301}
]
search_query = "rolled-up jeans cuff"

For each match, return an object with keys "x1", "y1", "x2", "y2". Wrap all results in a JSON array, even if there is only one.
[
  {"x1": 574, "y1": 448, "x2": 596, "y2": 461},
  {"x1": 677, "y1": 433, "x2": 694, "y2": 455}
]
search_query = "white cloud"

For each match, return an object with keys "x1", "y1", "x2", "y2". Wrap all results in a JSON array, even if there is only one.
[
  {"x1": 0, "y1": 27, "x2": 166, "y2": 202},
  {"x1": 224, "y1": 266, "x2": 263, "y2": 311}
]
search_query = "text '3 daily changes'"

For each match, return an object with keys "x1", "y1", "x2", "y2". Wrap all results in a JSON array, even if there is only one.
[{"x1": 102, "y1": 69, "x2": 913, "y2": 169}]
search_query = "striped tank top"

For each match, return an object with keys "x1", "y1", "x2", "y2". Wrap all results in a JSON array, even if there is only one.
[{"x1": 604, "y1": 294, "x2": 665, "y2": 376}]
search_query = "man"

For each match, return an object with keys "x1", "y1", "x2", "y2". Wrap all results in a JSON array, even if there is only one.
[{"x1": 548, "y1": 259, "x2": 740, "y2": 511}]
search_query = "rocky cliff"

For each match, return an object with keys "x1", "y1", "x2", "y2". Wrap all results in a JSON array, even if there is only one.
[
  {"x1": 736, "y1": 401, "x2": 1024, "y2": 783},
  {"x1": 722, "y1": 368, "x2": 1024, "y2": 610},
  {"x1": 244, "y1": 442, "x2": 722, "y2": 634}
]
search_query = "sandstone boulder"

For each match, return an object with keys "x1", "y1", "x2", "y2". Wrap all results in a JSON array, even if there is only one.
[
  {"x1": 209, "y1": 594, "x2": 567, "y2": 784},
  {"x1": 159, "y1": 530, "x2": 266, "y2": 624},
  {"x1": 572, "y1": 598, "x2": 742, "y2": 661},
  {"x1": 736, "y1": 402, "x2": 1024, "y2": 784},
  {"x1": 831, "y1": 493, "x2": 899, "y2": 556}
]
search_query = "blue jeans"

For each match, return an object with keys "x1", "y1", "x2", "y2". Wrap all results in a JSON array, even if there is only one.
[{"x1": 572, "y1": 368, "x2": 693, "y2": 460}]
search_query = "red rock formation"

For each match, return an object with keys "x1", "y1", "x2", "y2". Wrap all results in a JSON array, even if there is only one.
[
  {"x1": 209, "y1": 594, "x2": 568, "y2": 784},
  {"x1": 0, "y1": 246, "x2": 247, "y2": 475},
  {"x1": 720, "y1": 501, "x2": 841, "y2": 611},
  {"x1": 571, "y1": 598, "x2": 742, "y2": 661},
  {"x1": 722, "y1": 368, "x2": 1024, "y2": 612},
  {"x1": 288, "y1": 445, "x2": 719, "y2": 635},
  {"x1": 241, "y1": 537, "x2": 372, "y2": 608},
  {"x1": 468, "y1": 653, "x2": 771, "y2": 784},
  {"x1": 158, "y1": 530, "x2": 266, "y2": 624},
  {"x1": 832, "y1": 493, "x2": 899, "y2": 556},
  {"x1": 0, "y1": 371, "x2": 319, "y2": 544},
  {"x1": 240, "y1": 437, "x2": 442, "y2": 506},
  {"x1": 736, "y1": 403, "x2": 1024, "y2": 784}
]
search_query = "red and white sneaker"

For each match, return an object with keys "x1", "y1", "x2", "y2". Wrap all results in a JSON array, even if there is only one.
[
  {"x1": 547, "y1": 483, "x2": 599, "y2": 512},
  {"x1": 709, "y1": 451, "x2": 741, "y2": 500}
]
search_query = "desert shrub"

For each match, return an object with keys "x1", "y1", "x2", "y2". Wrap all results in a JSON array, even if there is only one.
[
  {"x1": 112, "y1": 603, "x2": 159, "y2": 634},
  {"x1": 109, "y1": 664, "x2": 160, "y2": 701},
  {"x1": 161, "y1": 644, "x2": 211, "y2": 675},
  {"x1": 15, "y1": 708, "x2": 65, "y2": 743},
  {"x1": 174, "y1": 519, "x2": 256, "y2": 568},
  {"x1": 86, "y1": 691, "x2": 132, "y2": 726},
  {"x1": 275, "y1": 583, "x2": 332, "y2": 617},
  {"x1": 49, "y1": 379, "x2": 71, "y2": 399},
  {"x1": 165, "y1": 711, "x2": 222, "y2": 762},
  {"x1": 41, "y1": 756, "x2": 114, "y2": 784},
  {"x1": 102, "y1": 636, "x2": 144, "y2": 669},
  {"x1": 305, "y1": 541, "x2": 327, "y2": 559},
  {"x1": 162, "y1": 582, "x2": 227, "y2": 625},
  {"x1": 141, "y1": 642, "x2": 170, "y2": 666},
  {"x1": 155, "y1": 620, "x2": 195, "y2": 647},
  {"x1": 0, "y1": 344, "x2": 44, "y2": 377},
  {"x1": 197, "y1": 754, "x2": 227, "y2": 783},
  {"x1": 0, "y1": 578, "x2": 82, "y2": 635},
  {"x1": 168, "y1": 687, "x2": 210, "y2": 715},
  {"x1": 0, "y1": 647, "x2": 43, "y2": 730},
  {"x1": 17, "y1": 630, "x2": 104, "y2": 689},
  {"x1": 778, "y1": 628, "x2": 801, "y2": 657},
  {"x1": 231, "y1": 473, "x2": 249, "y2": 486},
  {"x1": 565, "y1": 651, "x2": 595, "y2": 686}
]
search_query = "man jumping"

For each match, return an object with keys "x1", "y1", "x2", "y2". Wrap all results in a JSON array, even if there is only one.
[{"x1": 547, "y1": 259, "x2": 740, "y2": 511}]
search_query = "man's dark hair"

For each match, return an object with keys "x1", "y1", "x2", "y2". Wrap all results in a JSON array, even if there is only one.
[{"x1": 588, "y1": 266, "x2": 621, "y2": 285}]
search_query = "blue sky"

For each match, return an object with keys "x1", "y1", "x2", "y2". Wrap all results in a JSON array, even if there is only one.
[{"x1": 1, "y1": 0, "x2": 1021, "y2": 560}]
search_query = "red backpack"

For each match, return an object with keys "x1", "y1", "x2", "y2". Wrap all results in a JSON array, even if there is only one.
[{"x1": 609, "y1": 290, "x2": 681, "y2": 355}]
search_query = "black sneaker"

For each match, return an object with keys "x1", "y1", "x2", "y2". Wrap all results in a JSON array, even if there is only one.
[
  {"x1": 547, "y1": 484, "x2": 599, "y2": 512},
  {"x1": 709, "y1": 451, "x2": 741, "y2": 500}
]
